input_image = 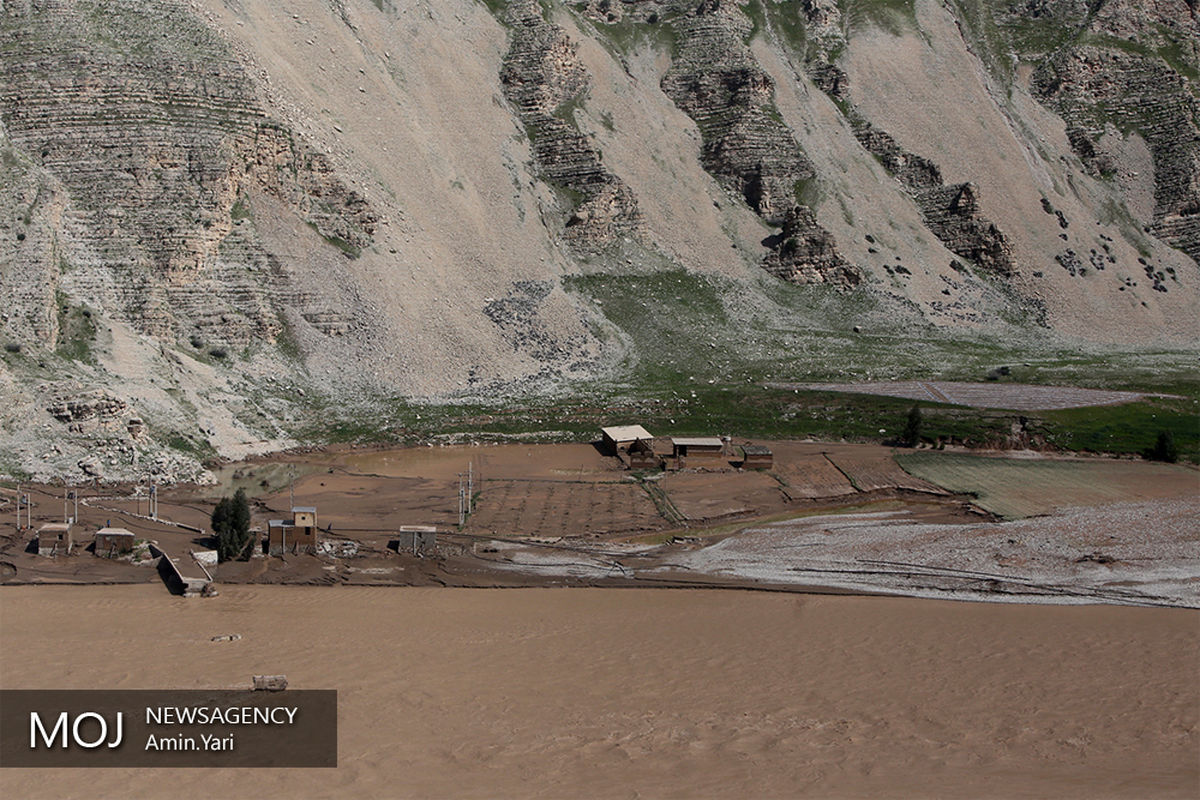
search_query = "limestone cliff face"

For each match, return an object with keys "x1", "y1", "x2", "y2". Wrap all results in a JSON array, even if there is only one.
[
  {"x1": 0, "y1": 0, "x2": 1196, "y2": 481},
  {"x1": 1026, "y1": 1, "x2": 1200, "y2": 262},
  {"x1": 794, "y1": 1, "x2": 1015, "y2": 276},
  {"x1": 498, "y1": 0, "x2": 643, "y2": 247},
  {"x1": 655, "y1": 0, "x2": 857, "y2": 285},
  {"x1": 0, "y1": 0, "x2": 376, "y2": 350}
]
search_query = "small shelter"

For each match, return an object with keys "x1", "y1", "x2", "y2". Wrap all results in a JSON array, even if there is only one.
[
  {"x1": 628, "y1": 438, "x2": 662, "y2": 470},
  {"x1": 94, "y1": 527, "x2": 136, "y2": 557},
  {"x1": 671, "y1": 437, "x2": 725, "y2": 468},
  {"x1": 36, "y1": 523, "x2": 73, "y2": 556},
  {"x1": 740, "y1": 444, "x2": 774, "y2": 470},
  {"x1": 395, "y1": 526, "x2": 437, "y2": 556},
  {"x1": 268, "y1": 506, "x2": 320, "y2": 556},
  {"x1": 600, "y1": 425, "x2": 653, "y2": 455}
]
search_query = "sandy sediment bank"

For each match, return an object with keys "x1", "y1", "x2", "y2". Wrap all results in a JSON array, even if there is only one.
[{"x1": 1, "y1": 585, "x2": 1196, "y2": 799}]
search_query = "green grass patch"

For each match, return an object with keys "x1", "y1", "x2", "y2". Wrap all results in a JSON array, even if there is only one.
[
  {"x1": 306, "y1": 222, "x2": 362, "y2": 259},
  {"x1": 1042, "y1": 397, "x2": 1199, "y2": 463},
  {"x1": 54, "y1": 292, "x2": 97, "y2": 364},
  {"x1": 230, "y1": 196, "x2": 251, "y2": 222}
]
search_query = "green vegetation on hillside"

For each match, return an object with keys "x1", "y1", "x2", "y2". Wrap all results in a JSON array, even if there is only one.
[{"x1": 292, "y1": 269, "x2": 1199, "y2": 465}]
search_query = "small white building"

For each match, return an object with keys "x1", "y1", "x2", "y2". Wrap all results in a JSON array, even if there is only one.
[{"x1": 600, "y1": 424, "x2": 654, "y2": 453}]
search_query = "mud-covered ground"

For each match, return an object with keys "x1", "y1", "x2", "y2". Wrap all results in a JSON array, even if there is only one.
[{"x1": 2, "y1": 441, "x2": 1196, "y2": 606}]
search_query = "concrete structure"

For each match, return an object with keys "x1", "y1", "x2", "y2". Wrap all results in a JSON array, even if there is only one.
[
  {"x1": 94, "y1": 526, "x2": 136, "y2": 556},
  {"x1": 395, "y1": 526, "x2": 437, "y2": 555},
  {"x1": 149, "y1": 543, "x2": 212, "y2": 597},
  {"x1": 268, "y1": 506, "x2": 320, "y2": 556},
  {"x1": 671, "y1": 437, "x2": 726, "y2": 468},
  {"x1": 600, "y1": 424, "x2": 653, "y2": 454},
  {"x1": 740, "y1": 444, "x2": 774, "y2": 470},
  {"x1": 36, "y1": 523, "x2": 72, "y2": 556},
  {"x1": 628, "y1": 438, "x2": 662, "y2": 470}
]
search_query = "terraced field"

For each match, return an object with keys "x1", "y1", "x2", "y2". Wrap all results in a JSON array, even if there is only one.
[
  {"x1": 772, "y1": 452, "x2": 857, "y2": 499},
  {"x1": 896, "y1": 452, "x2": 1198, "y2": 519},
  {"x1": 468, "y1": 480, "x2": 666, "y2": 538},
  {"x1": 826, "y1": 453, "x2": 948, "y2": 495}
]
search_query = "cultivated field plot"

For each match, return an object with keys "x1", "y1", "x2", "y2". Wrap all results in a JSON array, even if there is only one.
[
  {"x1": 826, "y1": 452, "x2": 948, "y2": 495},
  {"x1": 773, "y1": 453, "x2": 857, "y2": 499},
  {"x1": 660, "y1": 471, "x2": 788, "y2": 522},
  {"x1": 897, "y1": 452, "x2": 1198, "y2": 519},
  {"x1": 468, "y1": 480, "x2": 666, "y2": 538},
  {"x1": 786, "y1": 381, "x2": 1150, "y2": 410}
]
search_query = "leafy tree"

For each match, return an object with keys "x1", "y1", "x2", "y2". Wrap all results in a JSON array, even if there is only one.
[
  {"x1": 901, "y1": 404, "x2": 923, "y2": 447},
  {"x1": 1147, "y1": 430, "x2": 1179, "y2": 463},
  {"x1": 212, "y1": 488, "x2": 252, "y2": 561}
]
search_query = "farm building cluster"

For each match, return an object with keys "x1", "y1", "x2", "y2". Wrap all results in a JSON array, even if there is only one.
[
  {"x1": 600, "y1": 425, "x2": 773, "y2": 471},
  {"x1": 35, "y1": 522, "x2": 137, "y2": 558}
]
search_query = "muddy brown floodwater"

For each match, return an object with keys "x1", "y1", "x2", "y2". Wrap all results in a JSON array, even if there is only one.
[{"x1": 1, "y1": 585, "x2": 1196, "y2": 799}]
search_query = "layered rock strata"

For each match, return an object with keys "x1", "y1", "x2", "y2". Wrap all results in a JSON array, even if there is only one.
[
  {"x1": 1033, "y1": 46, "x2": 1200, "y2": 263},
  {"x1": 0, "y1": 0, "x2": 378, "y2": 350},
  {"x1": 656, "y1": 0, "x2": 857, "y2": 285},
  {"x1": 796, "y1": 1, "x2": 1015, "y2": 275},
  {"x1": 498, "y1": 0, "x2": 642, "y2": 247}
]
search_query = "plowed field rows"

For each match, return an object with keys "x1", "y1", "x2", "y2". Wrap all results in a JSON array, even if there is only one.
[
  {"x1": 774, "y1": 453, "x2": 857, "y2": 499},
  {"x1": 827, "y1": 453, "x2": 948, "y2": 494},
  {"x1": 661, "y1": 471, "x2": 788, "y2": 522},
  {"x1": 468, "y1": 480, "x2": 666, "y2": 537},
  {"x1": 897, "y1": 452, "x2": 1198, "y2": 518}
]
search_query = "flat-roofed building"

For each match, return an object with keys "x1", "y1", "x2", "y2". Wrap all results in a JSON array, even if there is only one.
[
  {"x1": 36, "y1": 523, "x2": 73, "y2": 556},
  {"x1": 94, "y1": 526, "x2": 136, "y2": 557},
  {"x1": 600, "y1": 425, "x2": 653, "y2": 454},
  {"x1": 268, "y1": 506, "x2": 320, "y2": 556},
  {"x1": 740, "y1": 444, "x2": 774, "y2": 470},
  {"x1": 671, "y1": 436, "x2": 726, "y2": 468}
]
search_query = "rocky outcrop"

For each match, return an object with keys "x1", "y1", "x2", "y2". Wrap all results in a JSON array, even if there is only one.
[
  {"x1": 988, "y1": 0, "x2": 1200, "y2": 263},
  {"x1": 850, "y1": 116, "x2": 1015, "y2": 275},
  {"x1": 498, "y1": 0, "x2": 642, "y2": 247},
  {"x1": 1033, "y1": 47, "x2": 1200, "y2": 263},
  {"x1": 763, "y1": 206, "x2": 862, "y2": 286},
  {"x1": 654, "y1": 0, "x2": 856, "y2": 285},
  {"x1": 797, "y1": 2, "x2": 1016, "y2": 275},
  {"x1": 0, "y1": 1, "x2": 378, "y2": 349}
]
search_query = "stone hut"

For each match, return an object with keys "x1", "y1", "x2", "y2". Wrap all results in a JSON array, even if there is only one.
[
  {"x1": 36, "y1": 523, "x2": 73, "y2": 556},
  {"x1": 740, "y1": 444, "x2": 774, "y2": 470},
  {"x1": 94, "y1": 526, "x2": 136, "y2": 557}
]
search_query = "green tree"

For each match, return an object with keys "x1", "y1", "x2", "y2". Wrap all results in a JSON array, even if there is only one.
[
  {"x1": 212, "y1": 488, "x2": 252, "y2": 561},
  {"x1": 1147, "y1": 430, "x2": 1179, "y2": 463},
  {"x1": 901, "y1": 404, "x2": 923, "y2": 447}
]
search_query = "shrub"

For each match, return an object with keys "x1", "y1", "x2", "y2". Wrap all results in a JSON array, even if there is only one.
[
  {"x1": 1147, "y1": 430, "x2": 1179, "y2": 463},
  {"x1": 212, "y1": 488, "x2": 252, "y2": 561},
  {"x1": 901, "y1": 404, "x2": 923, "y2": 447}
]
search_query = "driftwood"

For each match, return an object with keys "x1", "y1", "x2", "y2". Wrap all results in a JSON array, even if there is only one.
[{"x1": 252, "y1": 674, "x2": 288, "y2": 691}]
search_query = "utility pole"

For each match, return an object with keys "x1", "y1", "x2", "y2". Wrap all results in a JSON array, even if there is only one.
[
  {"x1": 289, "y1": 464, "x2": 295, "y2": 511},
  {"x1": 14, "y1": 484, "x2": 19, "y2": 531},
  {"x1": 467, "y1": 461, "x2": 473, "y2": 514},
  {"x1": 457, "y1": 472, "x2": 465, "y2": 527}
]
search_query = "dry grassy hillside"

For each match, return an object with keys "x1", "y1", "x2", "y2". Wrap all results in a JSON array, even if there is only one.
[{"x1": 0, "y1": 0, "x2": 1197, "y2": 480}]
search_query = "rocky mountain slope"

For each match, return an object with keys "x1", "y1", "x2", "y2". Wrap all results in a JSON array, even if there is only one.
[{"x1": 1, "y1": 0, "x2": 1196, "y2": 481}]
